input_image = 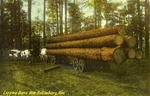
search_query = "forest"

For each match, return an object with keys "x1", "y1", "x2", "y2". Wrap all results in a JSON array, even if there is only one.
[
  {"x1": 0, "y1": 0, "x2": 150, "y2": 96},
  {"x1": 0, "y1": 0, "x2": 149, "y2": 58}
]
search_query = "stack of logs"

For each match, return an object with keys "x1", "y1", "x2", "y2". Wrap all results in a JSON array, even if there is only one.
[{"x1": 46, "y1": 25, "x2": 143, "y2": 64}]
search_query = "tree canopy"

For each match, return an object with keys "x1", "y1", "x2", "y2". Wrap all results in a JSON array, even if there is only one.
[{"x1": 0, "y1": 0, "x2": 149, "y2": 58}]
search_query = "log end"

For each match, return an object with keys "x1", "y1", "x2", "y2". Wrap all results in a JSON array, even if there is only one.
[
  {"x1": 115, "y1": 35, "x2": 124, "y2": 46},
  {"x1": 128, "y1": 49, "x2": 136, "y2": 59},
  {"x1": 128, "y1": 37, "x2": 137, "y2": 48},
  {"x1": 135, "y1": 49, "x2": 143, "y2": 59},
  {"x1": 118, "y1": 25, "x2": 127, "y2": 36},
  {"x1": 113, "y1": 47, "x2": 126, "y2": 64}
]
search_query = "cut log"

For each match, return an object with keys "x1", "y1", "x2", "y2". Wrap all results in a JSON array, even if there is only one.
[
  {"x1": 47, "y1": 25, "x2": 126, "y2": 43},
  {"x1": 113, "y1": 47, "x2": 127, "y2": 64},
  {"x1": 46, "y1": 35, "x2": 124, "y2": 49},
  {"x1": 46, "y1": 47, "x2": 126, "y2": 64},
  {"x1": 127, "y1": 48, "x2": 136, "y2": 59},
  {"x1": 135, "y1": 49, "x2": 143, "y2": 59},
  {"x1": 115, "y1": 35, "x2": 125, "y2": 46},
  {"x1": 44, "y1": 65, "x2": 60, "y2": 73},
  {"x1": 124, "y1": 36, "x2": 137, "y2": 48}
]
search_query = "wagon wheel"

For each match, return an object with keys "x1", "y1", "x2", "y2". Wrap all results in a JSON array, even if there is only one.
[
  {"x1": 78, "y1": 59, "x2": 85, "y2": 72},
  {"x1": 47, "y1": 55, "x2": 51, "y2": 63},
  {"x1": 42, "y1": 55, "x2": 48, "y2": 63},
  {"x1": 47, "y1": 55, "x2": 52, "y2": 63},
  {"x1": 50, "y1": 55, "x2": 56, "y2": 64},
  {"x1": 72, "y1": 58, "x2": 79, "y2": 71},
  {"x1": 69, "y1": 58, "x2": 74, "y2": 65}
]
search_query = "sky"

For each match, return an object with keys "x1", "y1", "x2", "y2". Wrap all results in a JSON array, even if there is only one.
[{"x1": 23, "y1": 0, "x2": 44, "y2": 20}]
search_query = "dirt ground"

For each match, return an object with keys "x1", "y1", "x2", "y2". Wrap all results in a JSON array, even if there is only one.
[{"x1": 0, "y1": 59, "x2": 150, "y2": 96}]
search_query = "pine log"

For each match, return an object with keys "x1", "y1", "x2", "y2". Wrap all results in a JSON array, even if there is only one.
[
  {"x1": 113, "y1": 47, "x2": 127, "y2": 64},
  {"x1": 46, "y1": 35, "x2": 124, "y2": 49},
  {"x1": 124, "y1": 36, "x2": 137, "y2": 48},
  {"x1": 135, "y1": 49, "x2": 143, "y2": 59},
  {"x1": 127, "y1": 48, "x2": 136, "y2": 59},
  {"x1": 44, "y1": 65, "x2": 60, "y2": 73},
  {"x1": 46, "y1": 47, "x2": 126, "y2": 64},
  {"x1": 47, "y1": 25, "x2": 126, "y2": 43}
]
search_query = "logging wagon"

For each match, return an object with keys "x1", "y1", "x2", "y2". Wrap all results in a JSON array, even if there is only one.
[{"x1": 46, "y1": 25, "x2": 143, "y2": 72}]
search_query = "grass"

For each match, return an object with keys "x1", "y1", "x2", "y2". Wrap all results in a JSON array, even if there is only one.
[{"x1": 0, "y1": 58, "x2": 150, "y2": 96}]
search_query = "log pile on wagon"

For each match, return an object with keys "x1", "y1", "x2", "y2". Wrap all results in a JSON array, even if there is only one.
[{"x1": 46, "y1": 25, "x2": 143, "y2": 72}]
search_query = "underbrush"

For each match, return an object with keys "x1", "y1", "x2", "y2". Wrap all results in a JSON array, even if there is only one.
[
  {"x1": 109, "y1": 58, "x2": 150, "y2": 94},
  {"x1": 109, "y1": 58, "x2": 150, "y2": 77}
]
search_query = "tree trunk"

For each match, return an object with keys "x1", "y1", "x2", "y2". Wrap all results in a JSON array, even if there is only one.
[
  {"x1": 14, "y1": 0, "x2": 18, "y2": 48},
  {"x1": 47, "y1": 25, "x2": 126, "y2": 43},
  {"x1": 105, "y1": 0, "x2": 108, "y2": 27},
  {"x1": 28, "y1": 0, "x2": 32, "y2": 49},
  {"x1": 17, "y1": 0, "x2": 21, "y2": 49},
  {"x1": 46, "y1": 47, "x2": 126, "y2": 64},
  {"x1": 43, "y1": 0, "x2": 46, "y2": 47},
  {"x1": 60, "y1": 1, "x2": 63, "y2": 35},
  {"x1": 56, "y1": 1, "x2": 59, "y2": 35},
  {"x1": 10, "y1": 7, "x2": 14, "y2": 48},
  {"x1": 94, "y1": 0, "x2": 97, "y2": 29},
  {"x1": 98, "y1": 5, "x2": 102, "y2": 28},
  {"x1": 46, "y1": 35, "x2": 124, "y2": 49},
  {"x1": 0, "y1": 0, "x2": 4, "y2": 58},
  {"x1": 124, "y1": 36, "x2": 137, "y2": 48},
  {"x1": 65, "y1": 0, "x2": 68, "y2": 34},
  {"x1": 137, "y1": 0, "x2": 142, "y2": 49},
  {"x1": 145, "y1": 0, "x2": 149, "y2": 57}
]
